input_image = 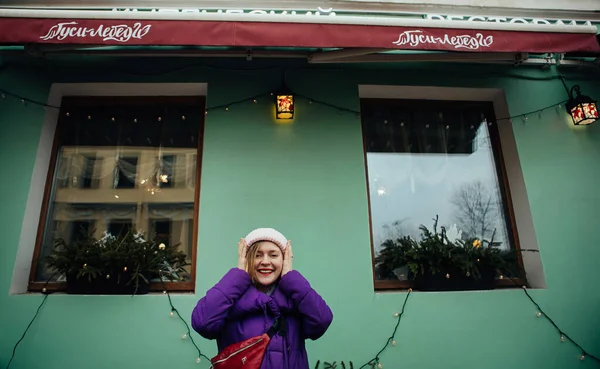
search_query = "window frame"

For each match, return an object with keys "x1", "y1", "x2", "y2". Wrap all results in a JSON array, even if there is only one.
[
  {"x1": 27, "y1": 95, "x2": 205, "y2": 293},
  {"x1": 359, "y1": 97, "x2": 526, "y2": 291}
]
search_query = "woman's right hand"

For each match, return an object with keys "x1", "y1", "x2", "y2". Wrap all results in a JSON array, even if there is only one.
[{"x1": 237, "y1": 238, "x2": 248, "y2": 272}]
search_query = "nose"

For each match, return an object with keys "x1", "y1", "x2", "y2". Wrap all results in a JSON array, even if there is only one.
[{"x1": 259, "y1": 255, "x2": 270, "y2": 265}]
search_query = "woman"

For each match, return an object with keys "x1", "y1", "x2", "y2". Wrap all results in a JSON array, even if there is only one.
[{"x1": 191, "y1": 228, "x2": 333, "y2": 369}]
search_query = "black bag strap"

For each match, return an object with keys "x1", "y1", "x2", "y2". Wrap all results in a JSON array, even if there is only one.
[{"x1": 267, "y1": 315, "x2": 287, "y2": 338}]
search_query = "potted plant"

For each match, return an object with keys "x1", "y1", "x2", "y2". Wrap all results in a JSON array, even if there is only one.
[
  {"x1": 44, "y1": 228, "x2": 189, "y2": 294},
  {"x1": 314, "y1": 360, "x2": 354, "y2": 369},
  {"x1": 374, "y1": 216, "x2": 523, "y2": 291}
]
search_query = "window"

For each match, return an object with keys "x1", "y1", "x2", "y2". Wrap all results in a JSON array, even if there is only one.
[
  {"x1": 360, "y1": 98, "x2": 523, "y2": 290},
  {"x1": 107, "y1": 218, "x2": 134, "y2": 238},
  {"x1": 29, "y1": 96, "x2": 204, "y2": 292},
  {"x1": 115, "y1": 156, "x2": 138, "y2": 189}
]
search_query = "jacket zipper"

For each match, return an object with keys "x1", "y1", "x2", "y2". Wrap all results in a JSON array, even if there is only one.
[{"x1": 211, "y1": 338, "x2": 264, "y2": 365}]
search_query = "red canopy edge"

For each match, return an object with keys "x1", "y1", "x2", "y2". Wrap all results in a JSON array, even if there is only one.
[{"x1": 0, "y1": 17, "x2": 599, "y2": 53}]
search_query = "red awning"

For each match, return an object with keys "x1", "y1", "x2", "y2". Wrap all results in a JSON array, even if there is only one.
[{"x1": 0, "y1": 10, "x2": 598, "y2": 53}]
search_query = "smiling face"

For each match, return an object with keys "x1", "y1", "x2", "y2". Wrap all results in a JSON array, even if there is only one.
[{"x1": 246, "y1": 241, "x2": 283, "y2": 292}]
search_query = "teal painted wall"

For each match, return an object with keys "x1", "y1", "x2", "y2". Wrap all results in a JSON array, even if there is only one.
[{"x1": 1, "y1": 58, "x2": 600, "y2": 369}]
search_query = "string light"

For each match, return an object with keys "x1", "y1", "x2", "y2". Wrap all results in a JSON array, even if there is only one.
[
  {"x1": 358, "y1": 289, "x2": 412, "y2": 369},
  {"x1": 6, "y1": 266, "x2": 600, "y2": 368},
  {"x1": 1, "y1": 84, "x2": 598, "y2": 367},
  {"x1": 0, "y1": 86, "x2": 573, "y2": 125},
  {"x1": 348, "y1": 272, "x2": 600, "y2": 369},
  {"x1": 158, "y1": 277, "x2": 211, "y2": 364}
]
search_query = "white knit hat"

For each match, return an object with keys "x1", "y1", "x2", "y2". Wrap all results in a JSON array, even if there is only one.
[{"x1": 244, "y1": 228, "x2": 288, "y2": 252}]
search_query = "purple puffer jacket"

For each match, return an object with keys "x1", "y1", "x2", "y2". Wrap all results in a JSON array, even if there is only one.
[{"x1": 191, "y1": 268, "x2": 333, "y2": 369}]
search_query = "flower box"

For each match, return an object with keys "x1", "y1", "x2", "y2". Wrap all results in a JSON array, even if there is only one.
[
  {"x1": 45, "y1": 229, "x2": 188, "y2": 295},
  {"x1": 375, "y1": 215, "x2": 527, "y2": 292},
  {"x1": 414, "y1": 267, "x2": 496, "y2": 292},
  {"x1": 65, "y1": 272, "x2": 150, "y2": 295}
]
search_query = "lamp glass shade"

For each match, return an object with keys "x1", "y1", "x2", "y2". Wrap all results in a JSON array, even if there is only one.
[
  {"x1": 566, "y1": 85, "x2": 598, "y2": 126},
  {"x1": 570, "y1": 102, "x2": 599, "y2": 125},
  {"x1": 276, "y1": 94, "x2": 294, "y2": 119}
]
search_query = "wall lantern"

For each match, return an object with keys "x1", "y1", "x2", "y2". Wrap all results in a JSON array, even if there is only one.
[
  {"x1": 566, "y1": 85, "x2": 598, "y2": 125},
  {"x1": 275, "y1": 88, "x2": 294, "y2": 120}
]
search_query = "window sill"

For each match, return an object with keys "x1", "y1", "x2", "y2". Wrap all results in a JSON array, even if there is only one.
[
  {"x1": 374, "y1": 278, "x2": 526, "y2": 292},
  {"x1": 27, "y1": 281, "x2": 195, "y2": 294}
]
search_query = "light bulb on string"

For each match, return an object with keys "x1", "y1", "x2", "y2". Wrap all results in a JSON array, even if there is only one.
[
  {"x1": 536, "y1": 312, "x2": 542, "y2": 317},
  {"x1": 560, "y1": 335, "x2": 565, "y2": 342},
  {"x1": 170, "y1": 311, "x2": 174, "y2": 317},
  {"x1": 391, "y1": 340, "x2": 396, "y2": 346},
  {"x1": 580, "y1": 354, "x2": 585, "y2": 361},
  {"x1": 196, "y1": 357, "x2": 201, "y2": 364},
  {"x1": 182, "y1": 333, "x2": 188, "y2": 339}
]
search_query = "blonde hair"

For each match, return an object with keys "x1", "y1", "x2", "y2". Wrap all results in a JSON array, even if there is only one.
[
  {"x1": 245, "y1": 242, "x2": 262, "y2": 286},
  {"x1": 245, "y1": 241, "x2": 282, "y2": 286}
]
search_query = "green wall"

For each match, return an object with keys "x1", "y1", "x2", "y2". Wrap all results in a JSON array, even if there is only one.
[{"x1": 1, "y1": 57, "x2": 600, "y2": 369}]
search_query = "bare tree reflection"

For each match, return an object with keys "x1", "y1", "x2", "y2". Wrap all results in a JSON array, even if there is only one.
[{"x1": 450, "y1": 180, "x2": 499, "y2": 241}]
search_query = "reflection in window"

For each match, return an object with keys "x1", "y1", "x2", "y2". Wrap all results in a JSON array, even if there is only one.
[
  {"x1": 361, "y1": 99, "x2": 515, "y2": 283},
  {"x1": 148, "y1": 204, "x2": 194, "y2": 271},
  {"x1": 34, "y1": 97, "x2": 202, "y2": 284},
  {"x1": 69, "y1": 220, "x2": 94, "y2": 242},
  {"x1": 115, "y1": 156, "x2": 138, "y2": 189},
  {"x1": 107, "y1": 220, "x2": 133, "y2": 238}
]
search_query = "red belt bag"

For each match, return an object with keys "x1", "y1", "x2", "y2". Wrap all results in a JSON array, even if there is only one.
[{"x1": 210, "y1": 316, "x2": 285, "y2": 369}]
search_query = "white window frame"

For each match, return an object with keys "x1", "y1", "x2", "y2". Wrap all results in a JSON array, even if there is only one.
[
  {"x1": 359, "y1": 84, "x2": 546, "y2": 290},
  {"x1": 9, "y1": 82, "x2": 208, "y2": 294}
]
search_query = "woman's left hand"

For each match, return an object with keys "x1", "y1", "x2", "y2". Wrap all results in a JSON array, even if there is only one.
[{"x1": 282, "y1": 241, "x2": 293, "y2": 276}]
